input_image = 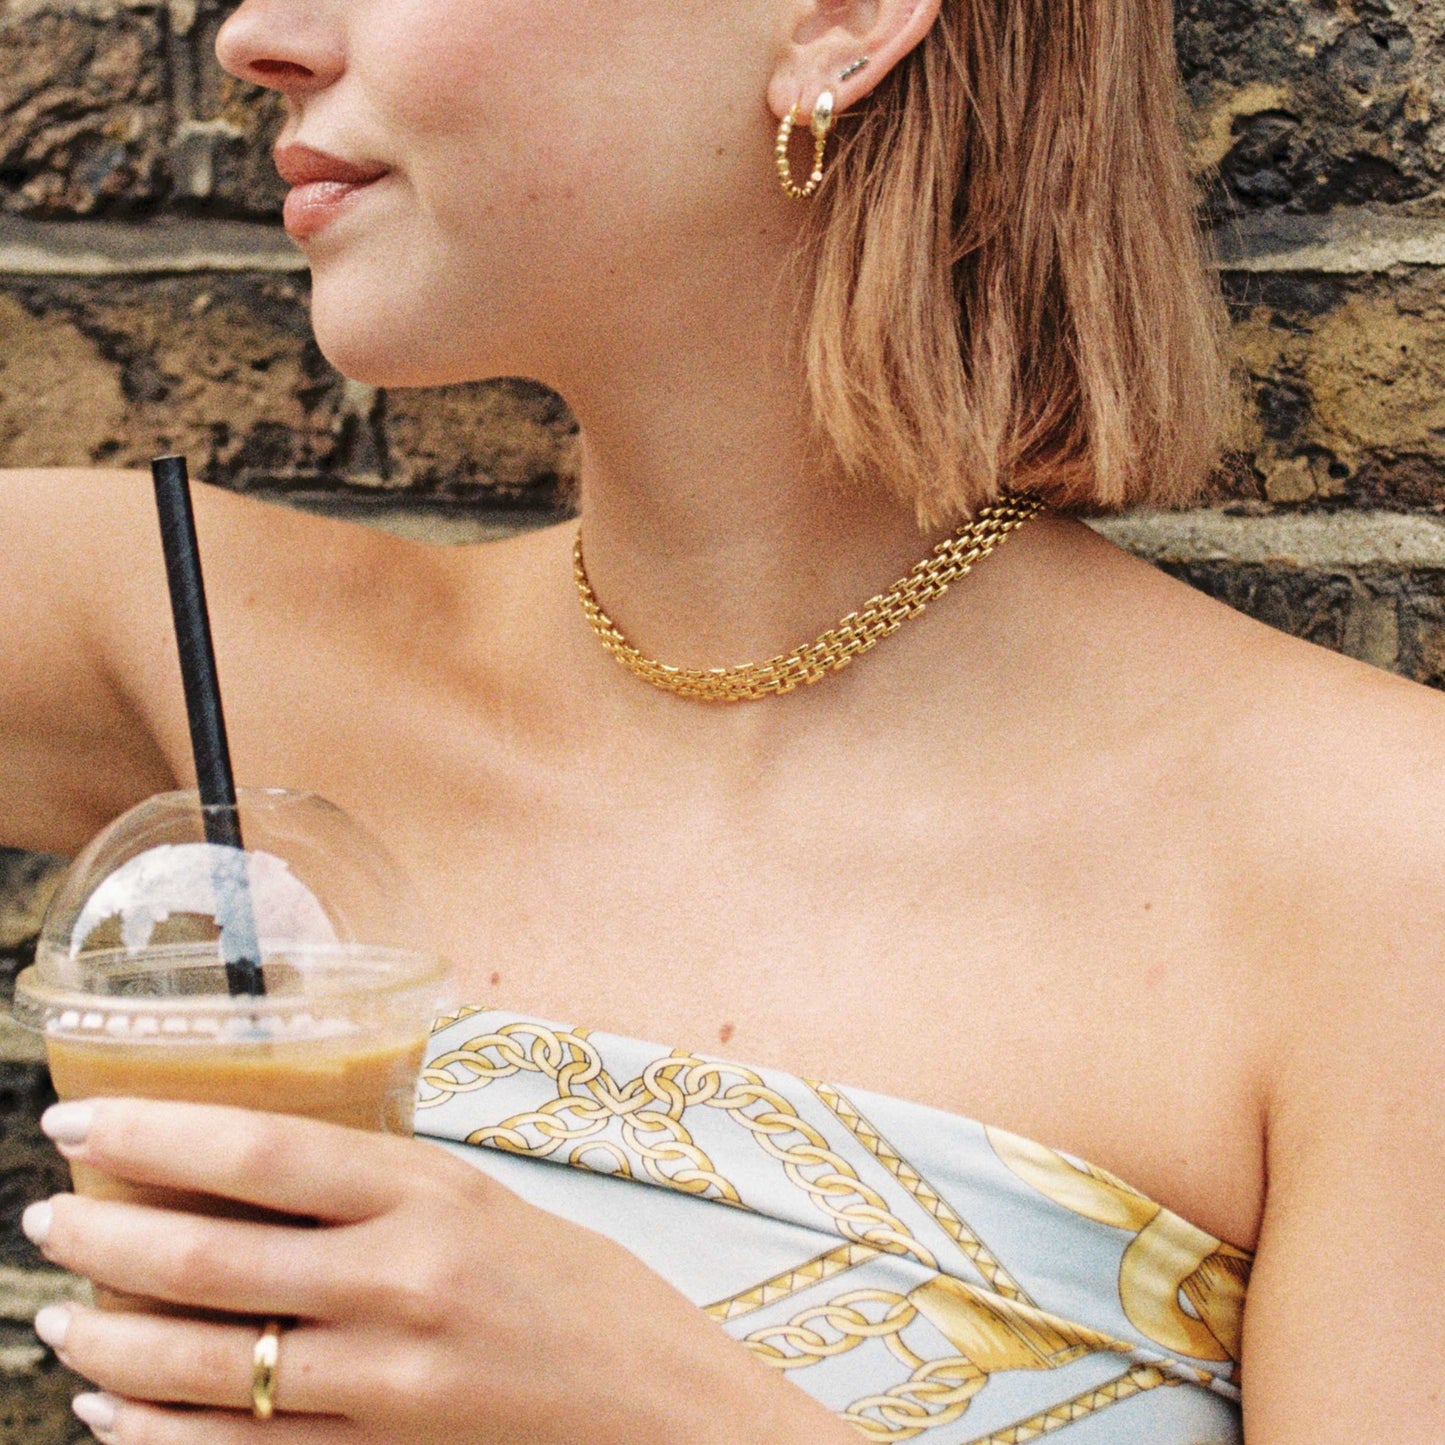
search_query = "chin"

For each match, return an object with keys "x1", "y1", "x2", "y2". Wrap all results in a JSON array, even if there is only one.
[
  {"x1": 309, "y1": 289, "x2": 469, "y2": 389},
  {"x1": 316, "y1": 336, "x2": 448, "y2": 389}
]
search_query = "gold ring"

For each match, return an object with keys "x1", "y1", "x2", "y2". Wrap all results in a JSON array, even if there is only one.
[{"x1": 252, "y1": 1321, "x2": 282, "y2": 1420}]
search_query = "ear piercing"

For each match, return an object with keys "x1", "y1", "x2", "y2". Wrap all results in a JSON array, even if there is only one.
[
  {"x1": 774, "y1": 60, "x2": 869, "y2": 200},
  {"x1": 776, "y1": 90, "x2": 836, "y2": 199}
]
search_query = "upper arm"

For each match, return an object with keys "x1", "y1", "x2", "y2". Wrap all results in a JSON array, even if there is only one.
[
  {"x1": 1240, "y1": 711, "x2": 1445, "y2": 1442},
  {"x1": 0, "y1": 469, "x2": 178, "y2": 854}
]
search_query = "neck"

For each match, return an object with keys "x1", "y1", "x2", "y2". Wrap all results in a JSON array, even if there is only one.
[{"x1": 558, "y1": 291, "x2": 937, "y2": 674}]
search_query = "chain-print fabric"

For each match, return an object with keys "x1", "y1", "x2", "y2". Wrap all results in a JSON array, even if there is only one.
[{"x1": 417, "y1": 1010, "x2": 1250, "y2": 1443}]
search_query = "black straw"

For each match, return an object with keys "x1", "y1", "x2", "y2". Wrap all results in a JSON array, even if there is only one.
[{"x1": 151, "y1": 456, "x2": 265, "y2": 997}]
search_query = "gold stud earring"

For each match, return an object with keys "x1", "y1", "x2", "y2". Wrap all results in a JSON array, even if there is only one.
[{"x1": 775, "y1": 89, "x2": 836, "y2": 200}]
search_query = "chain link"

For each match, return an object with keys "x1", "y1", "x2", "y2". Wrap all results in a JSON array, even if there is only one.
[
  {"x1": 422, "y1": 1022, "x2": 940, "y2": 1266},
  {"x1": 574, "y1": 496, "x2": 1046, "y2": 701},
  {"x1": 420, "y1": 1016, "x2": 1213, "y2": 1442}
]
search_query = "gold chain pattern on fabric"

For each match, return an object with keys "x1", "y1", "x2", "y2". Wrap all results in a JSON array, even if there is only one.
[
  {"x1": 984, "y1": 1127, "x2": 1251, "y2": 1370},
  {"x1": 420, "y1": 1016, "x2": 1237, "y2": 1441},
  {"x1": 738, "y1": 1292, "x2": 993, "y2": 1440},
  {"x1": 572, "y1": 495, "x2": 1046, "y2": 701},
  {"x1": 969, "y1": 1364, "x2": 1181, "y2": 1445},
  {"x1": 705, "y1": 1242, "x2": 884, "y2": 1323},
  {"x1": 745, "y1": 1289, "x2": 928, "y2": 1373},
  {"x1": 420, "y1": 1021, "x2": 937, "y2": 1266},
  {"x1": 813, "y1": 1083, "x2": 1033, "y2": 1307},
  {"x1": 733, "y1": 1279, "x2": 1199, "y2": 1442}
]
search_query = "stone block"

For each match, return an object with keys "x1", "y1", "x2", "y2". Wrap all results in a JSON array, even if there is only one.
[
  {"x1": 0, "y1": 273, "x2": 576, "y2": 504},
  {"x1": 1220, "y1": 266, "x2": 1445, "y2": 510},
  {"x1": 0, "y1": 272, "x2": 343, "y2": 479},
  {"x1": 0, "y1": 1063, "x2": 65, "y2": 1269},
  {"x1": 0, "y1": 2, "x2": 167, "y2": 217},
  {"x1": 0, "y1": 216, "x2": 304, "y2": 278},
  {"x1": 168, "y1": 0, "x2": 286, "y2": 216},
  {"x1": 1399, "y1": 579, "x2": 1445, "y2": 687},
  {"x1": 0, "y1": 290, "x2": 128, "y2": 468},
  {"x1": 0, "y1": 1264, "x2": 88, "y2": 1444},
  {"x1": 0, "y1": 849, "x2": 63, "y2": 1067},
  {"x1": 0, "y1": 1351, "x2": 88, "y2": 1445},
  {"x1": 1178, "y1": 0, "x2": 1445, "y2": 217},
  {"x1": 0, "y1": 0, "x2": 284, "y2": 222},
  {"x1": 383, "y1": 379, "x2": 579, "y2": 503},
  {"x1": 0, "y1": 851, "x2": 63, "y2": 962}
]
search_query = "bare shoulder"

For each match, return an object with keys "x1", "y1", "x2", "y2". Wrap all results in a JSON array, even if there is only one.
[
  {"x1": 1067, "y1": 513, "x2": 1445, "y2": 1048},
  {"x1": 1, "y1": 464, "x2": 562, "y2": 718},
  {"x1": 1098, "y1": 550, "x2": 1445, "y2": 1440},
  {"x1": 1057, "y1": 516, "x2": 1445, "y2": 844},
  {"x1": 0, "y1": 466, "x2": 400, "y2": 617},
  {"x1": 3, "y1": 471, "x2": 418, "y2": 673},
  {"x1": 0, "y1": 469, "x2": 461, "y2": 851},
  {"x1": 185, "y1": 486, "x2": 569, "y2": 637}
]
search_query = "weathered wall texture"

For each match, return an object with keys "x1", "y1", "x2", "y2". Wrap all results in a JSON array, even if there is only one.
[
  {"x1": 4, "y1": 0, "x2": 1445, "y2": 1437},
  {"x1": 1180, "y1": 0, "x2": 1445, "y2": 216},
  {"x1": 0, "y1": 275, "x2": 576, "y2": 501}
]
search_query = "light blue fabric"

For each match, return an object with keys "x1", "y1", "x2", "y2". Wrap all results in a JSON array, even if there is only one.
[{"x1": 418, "y1": 1009, "x2": 1250, "y2": 1443}]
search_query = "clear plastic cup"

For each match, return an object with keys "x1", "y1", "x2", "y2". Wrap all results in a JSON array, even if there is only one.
[{"x1": 12, "y1": 789, "x2": 450, "y2": 1311}]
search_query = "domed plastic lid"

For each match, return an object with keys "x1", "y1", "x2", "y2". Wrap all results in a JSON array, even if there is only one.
[{"x1": 14, "y1": 789, "x2": 447, "y2": 1042}]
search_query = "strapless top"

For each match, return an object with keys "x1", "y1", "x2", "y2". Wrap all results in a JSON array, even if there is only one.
[{"x1": 416, "y1": 1009, "x2": 1252, "y2": 1444}]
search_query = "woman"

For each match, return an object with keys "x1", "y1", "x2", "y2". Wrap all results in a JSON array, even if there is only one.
[{"x1": 2, "y1": 0, "x2": 1442, "y2": 1440}]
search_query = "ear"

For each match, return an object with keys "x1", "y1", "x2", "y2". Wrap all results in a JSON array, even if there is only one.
[{"x1": 766, "y1": 0, "x2": 943, "y2": 122}]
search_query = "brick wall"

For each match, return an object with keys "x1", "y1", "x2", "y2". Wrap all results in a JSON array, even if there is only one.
[{"x1": 4, "y1": 1, "x2": 1445, "y2": 1436}]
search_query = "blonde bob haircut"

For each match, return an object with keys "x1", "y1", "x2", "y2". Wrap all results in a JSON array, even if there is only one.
[{"x1": 800, "y1": 0, "x2": 1230, "y2": 524}]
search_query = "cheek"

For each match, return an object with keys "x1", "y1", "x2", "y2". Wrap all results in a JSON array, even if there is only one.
[
  {"x1": 352, "y1": 6, "x2": 679, "y2": 303},
  {"x1": 362, "y1": 1, "x2": 661, "y2": 169},
  {"x1": 362, "y1": 0, "x2": 742, "y2": 222},
  {"x1": 357, "y1": 3, "x2": 611, "y2": 256},
  {"x1": 308, "y1": 0, "x2": 773, "y2": 384},
  {"x1": 366, "y1": 0, "x2": 551, "y2": 147}
]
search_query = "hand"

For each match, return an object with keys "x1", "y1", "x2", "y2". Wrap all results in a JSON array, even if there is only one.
[{"x1": 23, "y1": 1099, "x2": 856, "y2": 1445}]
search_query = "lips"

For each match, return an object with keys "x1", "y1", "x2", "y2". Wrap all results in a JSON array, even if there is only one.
[
  {"x1": 274, "y1": 144, "x2": 389, "y2": 188},
  {"x1": 274, "y1": 143, "x2": 391, "y2": 241}
]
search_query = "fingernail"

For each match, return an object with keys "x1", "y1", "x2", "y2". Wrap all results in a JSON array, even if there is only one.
[
  {"x1": 72, "y1": 1393, "x2": 117, "y2": 1436},
  {"x1": 33, "y1": 1304, "x2": 71, "y2": 1352},
  {"x1": 41, "y1": 1102, "x2": 94, "y2": 1148},
  {"x1": 21, "y1": 1201, "x2": 52, "y2": 1248}
]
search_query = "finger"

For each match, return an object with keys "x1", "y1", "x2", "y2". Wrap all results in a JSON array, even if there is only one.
[
  {"x1": 38, "y1": 1304, "x2": 350, "y2": 1416},
  {"x1": 72, "y1": 1393, "x2": 360, "y2": 1445},
  {"x1": 34, "y1": 1194, "x2": 357, "y2": 1319},
  {"x1": 42, "y1": 1099, "x2": 436, "y2": 1222}
]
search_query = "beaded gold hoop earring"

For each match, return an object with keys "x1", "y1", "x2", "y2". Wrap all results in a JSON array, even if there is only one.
[{"x1": 775, "y1": 90, "x2": 836, "y2": 200}]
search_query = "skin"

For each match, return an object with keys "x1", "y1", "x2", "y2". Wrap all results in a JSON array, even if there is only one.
[{"x1": 1, "y1": 0, "x2": 1444, "y2": 1440}]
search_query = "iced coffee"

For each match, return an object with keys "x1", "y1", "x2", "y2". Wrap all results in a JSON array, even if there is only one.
[{"x1": 11, "y1": 790, "x2": 449, "y2": 1312}]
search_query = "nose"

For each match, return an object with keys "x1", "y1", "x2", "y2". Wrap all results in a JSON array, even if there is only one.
[{"x1": 215, "y1": 0, "x2": 344, "y2": 97}]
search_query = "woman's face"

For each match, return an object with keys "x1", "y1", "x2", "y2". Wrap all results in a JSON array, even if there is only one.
[{"x1": 217, "y1": 0, "x2": 786, "y2": 390}]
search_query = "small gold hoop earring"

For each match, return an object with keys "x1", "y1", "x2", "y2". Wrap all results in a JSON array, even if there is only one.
[{"x1": 775, "y1": 89, "x2": 836, "y2": 200}]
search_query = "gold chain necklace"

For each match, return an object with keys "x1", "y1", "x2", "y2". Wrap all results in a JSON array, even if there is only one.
[{"x1": 573, "y1": 495, "x2": 1045, "y2": 702}]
